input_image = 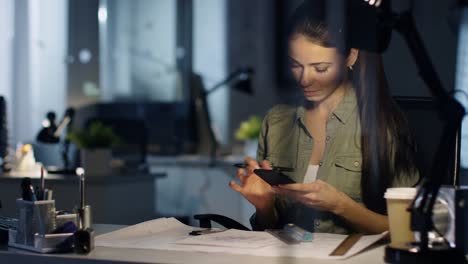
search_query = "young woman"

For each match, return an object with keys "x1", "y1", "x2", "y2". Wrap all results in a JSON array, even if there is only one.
[{"x1": 229, "y1": 0, "x2": 419, "y2": 234}]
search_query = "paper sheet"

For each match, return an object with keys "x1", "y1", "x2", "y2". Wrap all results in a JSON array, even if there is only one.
[
  {"x1": 96, "y1": 217, "x2": 387, "y2": 259},
  {"x1": 175, "y1": 229, "x2": 278, "y2": 248}
]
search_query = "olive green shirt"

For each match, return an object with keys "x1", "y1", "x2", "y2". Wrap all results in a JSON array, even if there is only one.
[{"x1": 253, "y1": 88, "x2": 418, "y2": 234}]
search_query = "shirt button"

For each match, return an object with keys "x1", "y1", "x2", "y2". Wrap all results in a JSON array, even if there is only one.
[
  {"x1": 319, "y1": 162, "x2": 323, "y2": 166},
  {"x1": 314, "y1": 220, "x2": 320, "y2": 227},
  {"x1": 326, "y1": 136, "x2": 330, "y2": 142},
  {"x1": 354, "y1": 161, "x2": 360, "y2": 167},
  {"x1": 331, "y1": 115, "x2": 335, "y2": 119}
]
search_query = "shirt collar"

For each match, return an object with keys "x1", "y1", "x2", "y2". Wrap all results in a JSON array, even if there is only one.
[{"x1": 295, "y1": 86, "x2": 358, "y2": 125}]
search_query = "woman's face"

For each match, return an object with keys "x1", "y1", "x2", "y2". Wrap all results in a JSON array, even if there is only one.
[{"x1": 288, "y1": 34, "x2": 348, "y2": 103}]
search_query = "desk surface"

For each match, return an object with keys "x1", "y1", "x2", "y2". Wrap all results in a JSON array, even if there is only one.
[
  {"x1": 0, "y1": 224, "x2": 387, "y2": 264},
  {"x1": 0, "y1": 244, "x2": 387, "y2": 264}
]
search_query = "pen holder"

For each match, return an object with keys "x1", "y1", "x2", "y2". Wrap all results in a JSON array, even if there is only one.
[
  {"x1": 15, "y1": 199, "x2": 56, "y2": 246},
  {"x1": 56, "y1": 213, "x2": 78, "y2": 228}
]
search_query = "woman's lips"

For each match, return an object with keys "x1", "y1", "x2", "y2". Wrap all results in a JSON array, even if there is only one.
[{"x1": 303, "y1": 89, "x2": 319, "y2": 96}]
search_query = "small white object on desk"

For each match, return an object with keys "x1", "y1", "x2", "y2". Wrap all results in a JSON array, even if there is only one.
[{"x1": 11, "y1": 143, "x2": 43, "y2": 175}]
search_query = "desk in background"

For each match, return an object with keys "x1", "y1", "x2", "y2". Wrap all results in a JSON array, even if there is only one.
[
  {"x1": 0, "y1": 172, "x2": 165, "y2": 225},
  {"x1": 148, "y1": 155, "x2": 255, "y2": 227},
  {"x1": 0, "y1": 154, "x2": 257, "y2": 227}
]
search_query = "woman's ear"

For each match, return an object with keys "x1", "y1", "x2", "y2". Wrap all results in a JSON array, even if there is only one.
[{"x1": 346, "y1": 48, "x2": 359, "y2": 68}]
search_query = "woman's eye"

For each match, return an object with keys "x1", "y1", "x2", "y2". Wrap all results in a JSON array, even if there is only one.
[{"x1": 315, "y1": 67, "x2": 328, "y2": 73}]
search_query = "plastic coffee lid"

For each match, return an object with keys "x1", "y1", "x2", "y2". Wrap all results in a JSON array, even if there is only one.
[{"x1": 384, "y1": 187, "x2": 417, "y2": 200}]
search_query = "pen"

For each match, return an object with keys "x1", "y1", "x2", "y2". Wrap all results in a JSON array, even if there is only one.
[
  {"x1": 76, "y1": 167, "x2": 86, "y2": 229},
  {"x1": 189, "y1": 229, "x2": 225, "y2": 236},
  {"x1": 233, "y1": 163, "x2": 295, "y2": 172},
  {"x1": 233, "y1": 163, "x2": 248, "y2": 169},
  {"x1": 44, "y1": 189, "x2": 53, "y2": 200},
  {"x1": 40, "y1": 166, "x2": 45, "y2": 200},
  {"x1": 78, "y1": 170, "x2": 85, "y2": 209},
  {"x1": 29, "y1": 185, "x2": 37, "y2": 202},
  {"x1": 21, "y1": 177, "x2": 37, "y2": 201}
]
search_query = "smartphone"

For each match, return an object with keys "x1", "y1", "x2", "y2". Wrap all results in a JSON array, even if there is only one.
[
  {"x1": 253, "y1": 169, "x2": 295, "y2": 186},
  {"x1": 233, "y1": 163, "x2": 295, "y2": 172}
]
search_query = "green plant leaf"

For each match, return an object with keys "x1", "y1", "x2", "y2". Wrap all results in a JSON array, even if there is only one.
[
  {"x1": 67, "y1": 122, "x2": 121, "y2": 149},
  {"x1": 234, "y1": 115, "x2": 262, "y2": 140}
]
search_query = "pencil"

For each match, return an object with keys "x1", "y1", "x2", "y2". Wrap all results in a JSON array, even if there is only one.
[{"x1": 40, "y1": 166, "x2": 45, "y2": 200}]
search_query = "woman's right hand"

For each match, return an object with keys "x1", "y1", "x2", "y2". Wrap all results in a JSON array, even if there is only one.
[{"x1": 229, "y1": 157, "x2": 275, "y2": 212}]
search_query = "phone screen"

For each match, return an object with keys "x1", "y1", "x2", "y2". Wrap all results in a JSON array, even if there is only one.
[{"x1": 253, "y1": 169, "x2": 295, "y2": 186}]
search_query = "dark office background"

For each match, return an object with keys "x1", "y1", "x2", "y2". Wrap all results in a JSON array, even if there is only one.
[
  {"x1": 1, "y1": 0, "x2": 458, "y2": 145},
  {"x1": 0, "y1": 0, "x2": 467, "y2": 227}
]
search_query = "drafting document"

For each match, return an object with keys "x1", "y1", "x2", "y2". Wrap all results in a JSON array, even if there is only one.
[
  {"x1": 95, "y1": 217, "x2": 387, "y2": 260},
  {"x1": 176, "y1": 229, "x2": 279, "y2": 248},
  {"x1": 175, "y1": 230, "x2": 387, "y2": 259}
]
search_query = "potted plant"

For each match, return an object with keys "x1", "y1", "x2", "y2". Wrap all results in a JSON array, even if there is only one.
[
  {"x1": 68, "y1": 122, "x2": 121, "y2": 176},
  {"x1": 234, "y1": 115, "x2": 261, "y2": 158}
]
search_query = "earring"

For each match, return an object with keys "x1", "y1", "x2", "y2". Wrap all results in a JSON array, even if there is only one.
[{"x1": 348, "y1": 65, "x2": 353, "y2": 71}]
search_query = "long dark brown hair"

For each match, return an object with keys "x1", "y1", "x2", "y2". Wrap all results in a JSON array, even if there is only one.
[{"x1": 287, "y1": 0, "x2": 418, "y2": 214}]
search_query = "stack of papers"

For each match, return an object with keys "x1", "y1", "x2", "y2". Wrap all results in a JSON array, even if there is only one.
[{"x1": 96, "y1": 217, "x2": 387, "y2": 259}]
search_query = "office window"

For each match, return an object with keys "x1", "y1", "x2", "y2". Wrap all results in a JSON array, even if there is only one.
[
  {"x1": 456, "y1": 6, "x2": 468, "y2": 172},
  {"x1": 99, "y1": 0, "x2": 182, "y2": 102}
]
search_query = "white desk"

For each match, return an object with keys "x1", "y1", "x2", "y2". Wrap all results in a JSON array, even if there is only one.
[
  {"x1": 5, "y1": 224, "x2": 468, "y2": 264},
  {"x1": 0, "y1": 245, "x2": 387, "y2": 264},
  {"x1": 0, "y1": 224, "x2": 388, "y2": 264}
]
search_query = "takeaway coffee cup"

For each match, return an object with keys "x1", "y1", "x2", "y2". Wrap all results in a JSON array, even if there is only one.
[{"x1": 384, "y1": 187, "x2": 417, "y2": 246}]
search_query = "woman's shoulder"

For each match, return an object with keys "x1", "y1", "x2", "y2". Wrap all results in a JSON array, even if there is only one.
[{"x1": 265, "y1": 104, "x2": 297, "y2": 122}]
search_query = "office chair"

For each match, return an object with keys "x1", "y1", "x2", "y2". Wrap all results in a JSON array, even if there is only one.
[
  {"x1": 394, "y1": 96, "x2": 461, "y2": 186},
  {"x1": 193, "y1": 214, "x2": 250, "y2": 230}
]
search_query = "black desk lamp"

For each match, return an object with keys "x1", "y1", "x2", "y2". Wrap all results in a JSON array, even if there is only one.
[
  {"x1": 195, "y1": 67, "x2": 254, "y2": 166},
  {"x1": 204, "y1": 67, "x2": 254, "y2": 96},
  {"x1": 346, "y1": 0, "x2": 466, "y2": 262}
]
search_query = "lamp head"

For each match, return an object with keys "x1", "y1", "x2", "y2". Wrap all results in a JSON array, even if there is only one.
[
  {"x1": 363, "y1": 0, "x2": 383, "y2": 8},
  {"x1": 233, "y1": 67, "x2": 254, "y2": 95},
  {"x1": 348, "y1": 0, "x2": 393, "y2": 53}
]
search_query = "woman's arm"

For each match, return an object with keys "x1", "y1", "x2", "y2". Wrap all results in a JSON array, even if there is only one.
[
  {"x1": 334, "y1": 191, "x2": 388, "y2": 234},
  {"x1": 229, "y1": 157, "x2": 278, "y2": 230},
  {"x1": 274, "y1": 180, "x2": 388, "y2": 234},
  {"x1": 252, "y1": 205, "x2": 279, "y2": 231}
]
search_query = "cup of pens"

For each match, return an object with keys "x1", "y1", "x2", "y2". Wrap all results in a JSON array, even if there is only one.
[
  {"x1": 15, "y1": 170, "x2": 56, "y2": 246},
  {"x1": 15, "y1": 199, "x2": 56, "y2": 245}
]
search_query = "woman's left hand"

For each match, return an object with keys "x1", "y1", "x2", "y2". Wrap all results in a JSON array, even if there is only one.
[{"x1": 272, "y1": 180, "x2": 349, "y2": 215}]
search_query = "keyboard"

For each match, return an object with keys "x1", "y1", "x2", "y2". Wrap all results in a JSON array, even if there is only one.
[{"x1": 0, "y1": 216, "x2": 17, "y2": 245}]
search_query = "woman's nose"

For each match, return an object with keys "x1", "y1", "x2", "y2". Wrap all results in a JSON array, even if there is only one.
[{"x1": 299, "y1": 68, "x2": 313, "y2": 87}]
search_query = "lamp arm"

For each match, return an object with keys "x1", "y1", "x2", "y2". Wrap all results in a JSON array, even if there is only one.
[
  {"x1": 391, "y1": 10, "x2": 466, "y2": 249},
  {"x1": 195, "y1": 94, "x2": 218, "y2": 167},
  {"x1": 204, "y1": 69, "x2": 243, "y2": 95},
  {"x1": 393, "y1": 11, "x2": 451, "y2": 101}
]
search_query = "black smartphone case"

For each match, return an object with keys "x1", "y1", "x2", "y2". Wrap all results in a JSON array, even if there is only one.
[{"x1": 253, "y1": 169, "x2": 295, "y2": 186}]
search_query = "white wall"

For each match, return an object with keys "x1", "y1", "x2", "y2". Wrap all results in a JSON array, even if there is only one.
[
  {"x1": 11, "y1": 0, "x2": 68, "y2": 144},
  {"x1": 34, "y1": 0, "x2": 68, "y2": 136},
  {"x1": 0, "y1": 0, "x2": 14, "y2": 145},
  {"x1": 193, "y1": 0, "x2": 229, "y2": 143},
  {"x1": 100, "y1": 0, "x2": 178, "y2": 102},
  {"x1": 456, "y1": 7, "x2": 468, "y2": 168}
]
